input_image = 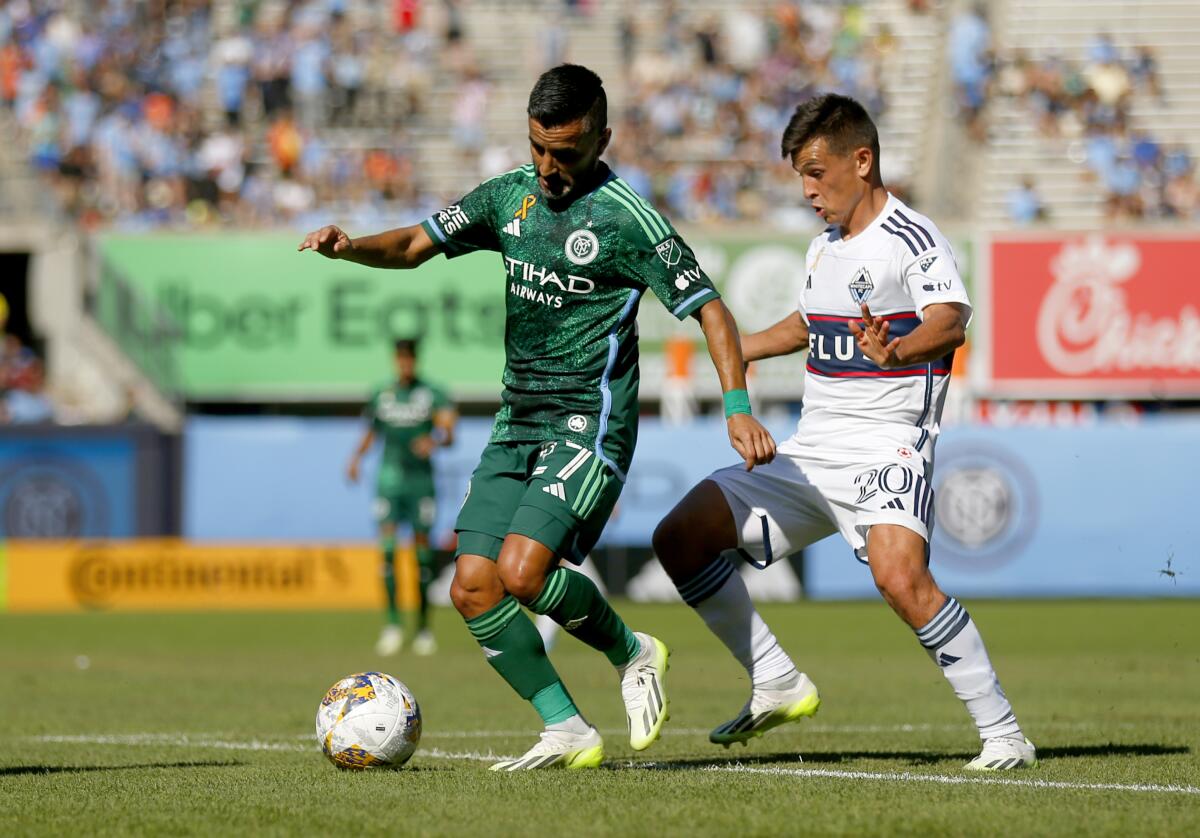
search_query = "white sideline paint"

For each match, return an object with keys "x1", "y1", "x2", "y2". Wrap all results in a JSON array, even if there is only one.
[{"x1": 28, "y1": 733, "x2": 1197, "y2": 796}]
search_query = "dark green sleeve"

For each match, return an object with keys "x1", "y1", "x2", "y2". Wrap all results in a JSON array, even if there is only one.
[
  {"x1": 363, "y1": 389, "x2": 382, "y2": 431},
  {"x1": 430, "y1": 384, "x2": 452, "y2": 411},
  {"x1": 627, "y1": 230, "x2": 720, "y2": 320},
  {"x1": 420, "y1": 179, "x2": 501, "y2": 257}
]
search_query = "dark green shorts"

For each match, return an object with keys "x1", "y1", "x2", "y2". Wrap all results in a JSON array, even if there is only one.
[
  {"x1": 373, "y1": 492, "x2": 436, "y2": 532},
  {"x1": 454, "y1": 440, "x2": 622, "y2": 563}
]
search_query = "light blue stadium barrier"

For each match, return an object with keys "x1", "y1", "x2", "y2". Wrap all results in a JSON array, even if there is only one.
[{"x1": 185, "y1": 416, "x2": 1198, "y2": 598}]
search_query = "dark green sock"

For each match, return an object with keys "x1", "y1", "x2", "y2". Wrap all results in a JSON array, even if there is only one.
[
  {"x1": 416, "y1": 543, "x2": 435, "y2": 631},
  {"x1": 465, "y1": 596, "x2": 579, "y2": 725},
  {"x1": 381, "y1": 537, "x2": 399, "y2": 626},
  {"x1": 528, "y1": 568, "x2": 640, "y2": 668}
]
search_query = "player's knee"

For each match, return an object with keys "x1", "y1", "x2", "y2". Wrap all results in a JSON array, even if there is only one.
[
  {"x1": 449, "y1": 559, "x2": 502, "y2": 616},
  {"x1": 871, "y1": 557, "x2": 924, "y2": 606},
  {"x1": 651, "y1": 512, "x2": 686, "y2": 567},
  {"x1": 496, "y1": 561, "x2": 545, "y2": 604}
]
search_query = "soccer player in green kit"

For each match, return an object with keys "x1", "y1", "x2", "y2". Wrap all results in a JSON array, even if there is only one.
[
  {"x1": 300, "y1": 64, "x2": 775, "y2": 771},
  {"x1": 347, "y1": 338, "x2": 457, "y2": 658}
]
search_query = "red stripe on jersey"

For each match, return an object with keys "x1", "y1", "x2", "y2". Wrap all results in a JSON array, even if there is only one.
[
  {"x1": 807, "y1": 312, "x2": 918, "y2": 323},
  {"x1": 807, "y1": 362, "x2": 950, "y2": 378}
]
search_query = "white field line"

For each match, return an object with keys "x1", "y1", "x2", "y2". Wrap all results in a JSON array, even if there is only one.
[
  {"x1": 28, "y1": 734, "x2": 508, "y2": 763},
  {"x1": 24, "y1": 733, "x2": 1198, "y2": 796},
  {"x1": 698, "y1": 764, "x2": 1200, "y2": 796}
]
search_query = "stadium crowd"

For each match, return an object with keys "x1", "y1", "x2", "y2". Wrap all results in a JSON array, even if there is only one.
[
  {"x1": 949, "y1": 5, "x2": 1198, "y2": 223},
  {"x1": 605, "y1": 1, "x2": 892, "y2": 223},
  {"x1": 0, "y1": 0, "x2": 900, "y2": 229},
  {"x1": 0, "y1": 0, "x2": 450, "y2": 230}
]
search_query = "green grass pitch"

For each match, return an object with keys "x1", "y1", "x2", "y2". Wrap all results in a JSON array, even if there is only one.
[{"x1": 2, "y1": 600, "x2": 1198, "y2": 836}]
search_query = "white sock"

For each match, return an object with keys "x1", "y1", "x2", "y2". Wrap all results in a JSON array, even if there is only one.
[
  {"x1": 916, "y1": 596, "x2": 1022, "y2": 741},
  {"x1": 533, "y1": 613, "x2": 559, "y2": 652},
  {"x1": 547, "y1": 712, "x2": 591, "y2": 736},
  {"x1": 677, "y1": 556, "x2": 797, "y2": 687}
]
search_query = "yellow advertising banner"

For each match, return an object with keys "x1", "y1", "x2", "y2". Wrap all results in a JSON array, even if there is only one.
[{"x1": 0, "y1": 540, "x2": 416, "y2": 613}]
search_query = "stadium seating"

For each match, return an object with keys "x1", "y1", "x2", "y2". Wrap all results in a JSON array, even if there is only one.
[{"x1": 977, "y1": 0, "x2": 1200, "y2": 227}]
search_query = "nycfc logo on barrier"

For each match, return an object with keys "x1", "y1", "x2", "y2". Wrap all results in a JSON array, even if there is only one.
[
  {"x1": 565, "y1": 229, "x2": 599, "y2": 266},
  {"x1": 932, "y1": 444, "x2": 1038, "y2": 571},
  {"x1": 0, "y1": 460, "x2": 108, "y2": 538}
]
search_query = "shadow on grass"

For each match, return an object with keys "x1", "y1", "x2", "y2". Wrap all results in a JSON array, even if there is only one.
[
  {"x1": 616, "y1": 742, "x2": 1189, "y2": 771},
  {"x1": 0, "y1": 760, "x2": 243, "y2": 777}
]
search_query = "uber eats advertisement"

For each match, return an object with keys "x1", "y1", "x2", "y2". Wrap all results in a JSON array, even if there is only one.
[{"x1": 96, "y1": 233, "x2": 973, "y2": 401}]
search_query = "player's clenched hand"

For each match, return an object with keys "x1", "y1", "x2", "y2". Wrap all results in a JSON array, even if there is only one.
[
  {"x1": 849, "y1": 303, "x2": 903, "y2": 369},
  {"x1": 298, "y1": 225, "x2": 352, "y2": 258},
  {"x1": 727, "y1": 413, "x2": 776, "y2": 470}
]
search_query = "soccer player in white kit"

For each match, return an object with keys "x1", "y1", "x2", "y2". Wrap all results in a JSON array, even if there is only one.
[{"x1": 653, "y1": 94, "x2": 1036, "y2": 771}]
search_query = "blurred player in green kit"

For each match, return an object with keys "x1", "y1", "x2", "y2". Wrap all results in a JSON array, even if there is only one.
[{"x1": 348, "y1": 338, "x2": 458, "y2": 657}]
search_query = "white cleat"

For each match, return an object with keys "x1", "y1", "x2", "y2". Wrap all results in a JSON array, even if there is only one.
[
  {"x1": 411, "y1": 630, "x2": 437, "y2": 656},
  {"x1": 964, "y1": 736, "x2": 1037, "y2": 771},
  {"x1": 489, "y1": 727, "x2": 604, "y2": 771},
  {"x1": 619, "y1": 632, "x2": 670, "y2": 751},
  {"x1": 710, "y1": 673, "x2": 821, "y2": 747},
  {"x1": 374, "y1": 625, "x2": 403, "y2": 657}
]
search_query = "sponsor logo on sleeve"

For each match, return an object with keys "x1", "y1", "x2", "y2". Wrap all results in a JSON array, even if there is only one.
[
  {"x1": 674, "y1": 266, "x2": 702, "y2": 291},
  {"x1": 565, "y1": 229, "x2": 600, "y2": 265},
  {"x1": 436, "y1": 204, "x2": 470, "y2": 235}
]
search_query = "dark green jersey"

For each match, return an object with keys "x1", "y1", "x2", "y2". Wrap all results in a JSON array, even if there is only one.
[
  {"x1": 365, "y1": 379, "x2": 450, "y2": 490},
  {"x1": 420, "y1": 163, "x2": 719, "y2": 478}
]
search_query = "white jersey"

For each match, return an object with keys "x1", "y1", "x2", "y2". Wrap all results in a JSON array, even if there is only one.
[{"x1": 795, "y1": 193, "x2": 971, "y2": 463}]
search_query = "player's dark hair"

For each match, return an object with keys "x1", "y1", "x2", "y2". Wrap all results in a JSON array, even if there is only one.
[
  {"x1": 394, "y1": 338, "x2": 418, "y2": 357},
  {"x1": 780, "y1": 94, "x2": 880, "y2": 164},
  {"x1": 527, "y1": 64, "x2": 607, "y2": 133}
]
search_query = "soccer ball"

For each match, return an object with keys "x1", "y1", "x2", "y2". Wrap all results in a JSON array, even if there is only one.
[{"x1": 315, "y1": 671, "x2": 422, "y2": 769}]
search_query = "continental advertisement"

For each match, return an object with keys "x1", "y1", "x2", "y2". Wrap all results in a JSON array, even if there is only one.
[
  {"x1": 95, "y1": 232, "x2": 973, "y2": 402},
  {"x1": 0, "y1": 540, "x2": 418, "y2": 613}
]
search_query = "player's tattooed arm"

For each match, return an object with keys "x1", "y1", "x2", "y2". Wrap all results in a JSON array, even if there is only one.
[
  {"x1": 850, "y1": 302, "x2": 969, "y2": 369},
  {"x1": 698, "y1": 300, "x2": 777, "y2": 469},
  {"x1": 741, "y1": 312, "x2": 810, "y2": 362},
  {"x1": 298, "y1": 224, "x2": 440, "y2": 269}
]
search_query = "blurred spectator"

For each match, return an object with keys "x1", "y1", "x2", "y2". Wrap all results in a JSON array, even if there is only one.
[
  {"x1": 1006, "y1": 177, "x2": 1046, "y2": 225},
  {"x1": 948, "y1": 3, "x2": 992, "y2": 142},
  {"x1": 2, "y1": 358, "x2": 53, "y2": 424}
]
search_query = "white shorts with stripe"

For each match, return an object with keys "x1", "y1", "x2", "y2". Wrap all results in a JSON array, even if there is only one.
[{"x1": 707, "y1": 437, "x2": 935, "y2": 566}]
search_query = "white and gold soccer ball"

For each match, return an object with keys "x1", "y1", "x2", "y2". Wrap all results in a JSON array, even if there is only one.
[{"x1": 315, "y1": 671, "x2": 422, "y2": 769}]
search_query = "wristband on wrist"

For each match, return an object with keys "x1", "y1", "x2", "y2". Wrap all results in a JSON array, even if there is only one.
[{"x1": 723, "y1": 389, "x2": 752, "y2": 418}]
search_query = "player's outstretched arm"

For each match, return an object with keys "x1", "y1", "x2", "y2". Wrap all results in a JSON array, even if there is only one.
[
  {"x1": 741, "y1": 312, "x2": 810, "y2": 362},
  {"x1": 298, "y1": 223, "x2": 439, "y2": 270},
  {"x1": 347, "y1": 428, "x2": 375, "y2": 484},
  {"x1": 697, "y1": 300, "x2": 777, "y2": 470},
  {"x1": 850, "y1": 302, "x2": 969, "y2": 369}
]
